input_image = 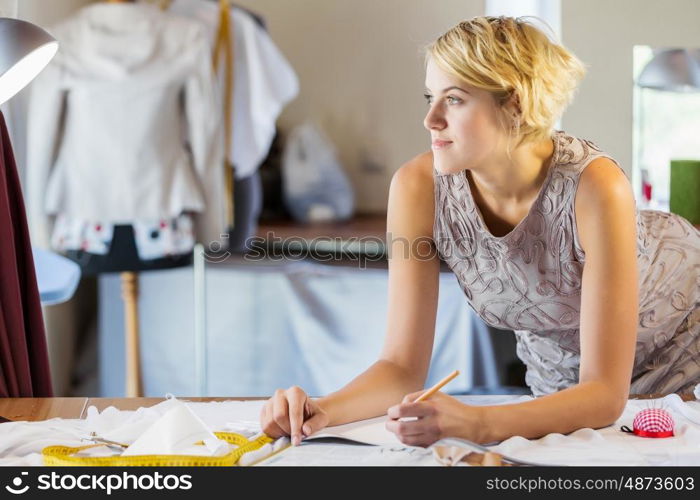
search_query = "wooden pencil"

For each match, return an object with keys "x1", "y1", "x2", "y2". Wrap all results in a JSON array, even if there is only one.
[{"x1": 413, "y1": 369, "x2": 460, "y2": 402}]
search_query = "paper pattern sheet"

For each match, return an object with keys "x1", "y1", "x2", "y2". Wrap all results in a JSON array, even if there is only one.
[
  {"x1": 258, "y1": 441, "x2": 436, "y2": 467},
  {"x1": 306, "y1": 416, "x2": 402, "y2": 446},
  {"x1": 303, "y1": 395, "x2": 534, "y2": 446}
]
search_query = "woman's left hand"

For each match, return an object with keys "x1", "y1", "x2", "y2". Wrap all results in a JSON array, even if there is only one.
[{"x1": 385, "y1": 391, "x2": 484, "y2": 447}]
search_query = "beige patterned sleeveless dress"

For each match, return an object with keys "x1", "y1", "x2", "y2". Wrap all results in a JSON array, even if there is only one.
[{"x1": 434, "y1": 130, "x2": 700, "y2": 396}]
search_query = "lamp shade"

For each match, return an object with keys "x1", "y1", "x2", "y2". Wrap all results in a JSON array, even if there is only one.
[
  {"x1": 637, "y1": 49, "x2": 700, "y2": 92},
  {"x1": 0, "y1": 17, "x2": 58, "y2": 106}
]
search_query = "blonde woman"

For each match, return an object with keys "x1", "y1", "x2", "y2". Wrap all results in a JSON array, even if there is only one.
[{"x1": 260, "y1": 16, "x2": 700, "y2": 447}]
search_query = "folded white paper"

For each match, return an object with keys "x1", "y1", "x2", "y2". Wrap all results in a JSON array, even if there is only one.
[{"x1": 121, "y1": 400, "x2": 230, "y2": 457}]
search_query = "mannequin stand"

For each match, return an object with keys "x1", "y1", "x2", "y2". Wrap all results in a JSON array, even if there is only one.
[
  {"x1": 120, "y1": 271, "x2": 142, "y2": 397},
  {"x1": 66, "y1": 224, "x2": 191, "y2": 397}
]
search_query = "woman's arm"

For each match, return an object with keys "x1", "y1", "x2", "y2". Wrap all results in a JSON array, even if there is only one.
[
  {"x1": 260, "y1": 152, "x2": 442, "y2": 443},
  {"x1": 475, "y1": 157, "x2": 639, "y2": 443},
  {"x1": 316, "y1": 152, "x2": 441, "y2": 426}
]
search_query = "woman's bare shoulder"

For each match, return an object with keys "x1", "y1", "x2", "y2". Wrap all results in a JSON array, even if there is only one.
[
  {"x1": 390, "y1": 151, "x2": 435, "y2": 194},
  {"x1": 388, "y1": 151, "x2": 435, "y2": 237}
]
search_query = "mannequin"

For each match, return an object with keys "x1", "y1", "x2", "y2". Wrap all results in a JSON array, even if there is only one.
[
  {"x1": 65, "y1": 225, "x2": 192, "y2": 397},
  {"x1": 27, "y1": 0, "x2": 226, "y2": 397},
  {"x1": 65, "y1": 0, "x2": 174, "y2": 398},
  {"x1": 70, "y1": 0, "x2": 174, "y2": 397}
]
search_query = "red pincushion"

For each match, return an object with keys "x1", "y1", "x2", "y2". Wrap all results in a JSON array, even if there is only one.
[{"x1": 622, "y1": 408, "x2": 675, "y2": 438}]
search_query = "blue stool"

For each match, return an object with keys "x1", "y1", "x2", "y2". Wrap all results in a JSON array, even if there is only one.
[{"x1": 32, "y1": 248, "x2": 81, "y2": 305}]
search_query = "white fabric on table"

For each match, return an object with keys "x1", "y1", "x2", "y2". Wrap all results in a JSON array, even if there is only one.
[
  {"x1": 2, "y1": 392, "x2": 699, "y2": 466},
  {"x1": 488, "y1": 391, "x2": 700, "y2": 466},
  {"x1": 0, "y1": 398, "x2": 262, "y2": 466}
]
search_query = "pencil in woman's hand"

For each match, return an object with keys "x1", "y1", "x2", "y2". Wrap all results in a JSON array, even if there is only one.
[{"x1": 413, "y1": 369, "x2": 460, "y2": 402}]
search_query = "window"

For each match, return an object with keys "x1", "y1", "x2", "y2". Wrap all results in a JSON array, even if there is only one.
[{"x1": 633, "y1": 46, "x2": 700, "y2": 210}]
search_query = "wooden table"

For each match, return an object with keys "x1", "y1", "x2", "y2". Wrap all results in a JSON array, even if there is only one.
[
  {"x1": 0, "y1": 394, "x2": 694, "y2": 422},
  {"x1": 0, "y1": 397, "x2": 264, "y2": 422}
]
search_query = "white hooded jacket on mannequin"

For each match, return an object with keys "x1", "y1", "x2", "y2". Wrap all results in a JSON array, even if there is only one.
[{"x1": 26, "y1": 2, "x2": 226, "y2": 251}]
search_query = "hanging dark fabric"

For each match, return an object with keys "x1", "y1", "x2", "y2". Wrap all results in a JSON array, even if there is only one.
[{"x1": 0, "y1": 111, "x2": 52, "y2": 397}]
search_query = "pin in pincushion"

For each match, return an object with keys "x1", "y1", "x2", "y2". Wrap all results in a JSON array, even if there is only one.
[{"x1": 621, "y1": 408, "x2": 675, "y2": 438}]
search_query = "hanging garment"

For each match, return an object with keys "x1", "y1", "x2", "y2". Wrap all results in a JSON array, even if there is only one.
[
  {"x1": 0, "y1": 111, "x2": 52, "y2": 397},
  {"x1": 167, "y1": 0, "x2": 299, "y2": 179},
  {"x1": 26, "y1": 2, "x2": 226, "y2": 254}
]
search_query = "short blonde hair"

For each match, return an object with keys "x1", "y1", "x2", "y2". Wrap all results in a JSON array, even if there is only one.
[{"x1": 427, "y1": 16, "x2": 586, "y2": 146}]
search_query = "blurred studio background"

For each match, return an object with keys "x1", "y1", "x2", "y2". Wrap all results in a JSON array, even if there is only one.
[{"x1": 4, "y1": 0, "x2": 700, "y2": 397}]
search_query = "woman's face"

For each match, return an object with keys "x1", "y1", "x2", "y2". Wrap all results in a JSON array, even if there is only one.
[{"x1": 424, "y1": 58, "x2": 510, "y2": 175}]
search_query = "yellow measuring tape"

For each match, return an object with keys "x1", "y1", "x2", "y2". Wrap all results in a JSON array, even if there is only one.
[
  {"x1": 42, "y1": 432, "x2": 283, "y2": 467},
  {"x1": 213, "y1": 0, "x2": 236, "y2": 228},
  {"x1": 159, "y1": 0, "x2": 236, "y2": 228}
]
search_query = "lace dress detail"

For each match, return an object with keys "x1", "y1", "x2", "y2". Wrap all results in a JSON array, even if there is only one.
[{"x1": 434, "y1": 130, "x2": 700, "y2": 396}]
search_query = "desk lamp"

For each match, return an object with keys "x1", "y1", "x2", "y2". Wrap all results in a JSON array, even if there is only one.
[
  {"x1": 0, "y1": 17, "x2": 58, "y2": 105},
  {"x1": 0, "y1": 18, "x2": 80, "y2": 303},
  {"x1": 0, "y1": 16, "x2": 59, "y2": 397}
]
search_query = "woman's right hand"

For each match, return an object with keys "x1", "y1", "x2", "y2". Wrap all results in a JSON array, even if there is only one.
[{"x1": 260, "y1": 386, "x2": 329, "y2": 446}]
